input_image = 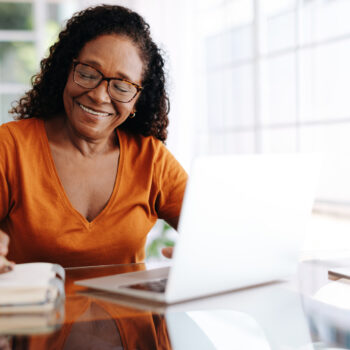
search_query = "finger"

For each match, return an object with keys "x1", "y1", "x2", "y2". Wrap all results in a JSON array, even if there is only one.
[
  {"x1": 0, "y1": 256, "x2": 14, "y2": 274},
  {"x1": 161, "y1": 247, "x2": 173, "y2": 259},
  {"x1": 0, "y1": 230, "x2": 10, "y2": 255},
  {"x1": 0, "y1": 230, "x2": 9, "y2": 255}
]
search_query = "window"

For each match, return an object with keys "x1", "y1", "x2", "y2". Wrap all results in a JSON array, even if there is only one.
[
  {"x1": 0, "y1": 0, "x2": 80, "y2": 124},
  {"x1": 193, "y1": 0, "x2": 350, "y2": 204}
]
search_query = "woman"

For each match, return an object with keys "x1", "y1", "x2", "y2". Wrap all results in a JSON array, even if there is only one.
[{"x1": 0, "y1": 5, "x2": 187, "y2": 269}]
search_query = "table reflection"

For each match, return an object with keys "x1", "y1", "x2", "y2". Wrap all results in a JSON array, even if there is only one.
[
  {"x1": 5, "y1": 264, "x2": 170, "y2": 350},
  {"x1": 7, "y1": 261, "x2": 350, "y2": 349}
]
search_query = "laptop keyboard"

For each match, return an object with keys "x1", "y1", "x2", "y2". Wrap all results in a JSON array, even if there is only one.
[{"x1": 121, "y1": 278, "x2": 168, "y2": 293}]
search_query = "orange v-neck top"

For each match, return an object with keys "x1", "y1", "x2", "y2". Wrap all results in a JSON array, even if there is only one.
[{"x1": 0, "y1": 118, "x2": 187, "y2": 267}]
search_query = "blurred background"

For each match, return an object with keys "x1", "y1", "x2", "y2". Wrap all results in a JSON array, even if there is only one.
[{"x1": 2, "y1": 0, "x2": 350, "y2": 260}]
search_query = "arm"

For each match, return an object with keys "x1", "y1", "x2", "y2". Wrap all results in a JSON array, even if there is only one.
[
  {"x1": 154, "y1": 147, "x2": 188, "y2": 224},
  {"x1": 153, "y1": 143, "x2": 188, "y2": 259},
  {"x1": 0, "y1": 124, "x2": 14, "y2": 272},
  {"x1": 166, "y1": 216, "x2": 179, "y2": 231}
]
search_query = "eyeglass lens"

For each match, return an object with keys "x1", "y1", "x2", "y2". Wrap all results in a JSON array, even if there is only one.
[{"x1": 74, "y1": 63, "x2": 138, "y2": 102}]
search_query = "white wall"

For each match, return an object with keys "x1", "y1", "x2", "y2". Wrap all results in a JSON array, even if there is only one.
[{"x1": 131, "y1": 0, "x2": 196, "y2": 171}]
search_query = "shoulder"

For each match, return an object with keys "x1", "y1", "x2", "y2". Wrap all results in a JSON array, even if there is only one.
[
  {"x1": 117, "y1": 128, "x2": 187, "y2": 180},
  {"x1": 118, "y1": 128, "x2": 163, "y2": 150},
  {"x1": 0, "y1": 119, "x2": 43, "y2": 161},
  {"x1": 117, "y1": 128, "x2": 168, "y2": 161},
  {"x1": 0, "y1": 118, "x2": 41, "y2": 142}
]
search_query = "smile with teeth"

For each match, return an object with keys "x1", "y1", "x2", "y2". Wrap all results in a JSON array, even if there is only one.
[{"x1": 78, "y1": 102, "x2": 113, "y2": 117}]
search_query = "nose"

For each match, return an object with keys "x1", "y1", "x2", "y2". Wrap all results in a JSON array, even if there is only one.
[{"x1": 87, "y1": 79, "x2": 111, "y2": 103}]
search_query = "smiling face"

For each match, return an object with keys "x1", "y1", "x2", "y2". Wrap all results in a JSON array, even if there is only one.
[{"x1": 62, "y1": 34, "x2": 144, "y2": 141}]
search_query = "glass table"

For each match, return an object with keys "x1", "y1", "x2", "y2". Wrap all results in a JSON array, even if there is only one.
[{"x1": 2, "y1": 259, "x2": 350, "y2": 349}]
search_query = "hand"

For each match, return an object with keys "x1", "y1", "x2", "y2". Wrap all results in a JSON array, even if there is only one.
[
  {"x1": 0, "y1": 229, "x2": 14, "y2": 273},
  {"x1": 161, "y1": 246, "x2": 174, "y2": 259}
]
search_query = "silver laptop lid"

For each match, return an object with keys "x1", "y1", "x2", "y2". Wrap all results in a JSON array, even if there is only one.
[{"x1": 165, "y1": 154, "x2": 321, "y2": 303}]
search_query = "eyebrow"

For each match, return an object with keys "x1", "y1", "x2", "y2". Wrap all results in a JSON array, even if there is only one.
[{"x1": 82, "y1": 59, "x2": 136, "y2": 83}]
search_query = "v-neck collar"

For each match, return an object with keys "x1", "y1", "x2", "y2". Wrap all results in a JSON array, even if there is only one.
[{"x1": 37, "y1": 118, "x2": 124, "y2": 229}]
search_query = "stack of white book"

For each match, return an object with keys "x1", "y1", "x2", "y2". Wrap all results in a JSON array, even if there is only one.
[{"x1": 0, "y1": 263, "x2": 65, "y2": 334}]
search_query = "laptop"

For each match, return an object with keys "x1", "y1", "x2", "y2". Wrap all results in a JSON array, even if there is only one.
[{"x1": 76, "y1": 154, "x2": 321, "y2": 304}]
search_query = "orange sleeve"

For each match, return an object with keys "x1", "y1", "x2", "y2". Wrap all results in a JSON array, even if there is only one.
[
  {"x1": 154, "y1": 143, "x2": 188, "y2": 222},
  {"x1": 0, "y1": 124, "x2": 12, "y2": 223}
]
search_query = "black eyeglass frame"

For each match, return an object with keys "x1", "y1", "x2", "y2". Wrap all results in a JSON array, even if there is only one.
[{"x1": 72, "y1": 60, "x2": 143, "y2": 103}]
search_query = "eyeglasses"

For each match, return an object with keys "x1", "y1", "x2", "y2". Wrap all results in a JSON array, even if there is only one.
[{"x1": 72, "y1": 61, "x2": 143, "y2": 103}]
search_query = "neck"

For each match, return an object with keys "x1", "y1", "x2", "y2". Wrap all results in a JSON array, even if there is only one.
[
  {"x1": 66, "y1": 123, "x2": 117, "y2": 157},
  {"x1": 45, "y1": 116, "x2": 118, "y2": 158}
]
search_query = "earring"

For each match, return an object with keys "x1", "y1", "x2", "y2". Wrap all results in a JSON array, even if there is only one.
[{"x1": 129, "y1": 112, "x2": 136, "y2": 119}]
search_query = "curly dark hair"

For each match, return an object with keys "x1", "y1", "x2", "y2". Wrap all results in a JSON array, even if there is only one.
[{"x1": 10, "y1": 4, "x2": 170, "y2": 142}]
